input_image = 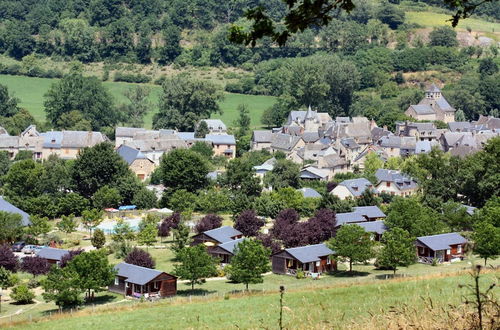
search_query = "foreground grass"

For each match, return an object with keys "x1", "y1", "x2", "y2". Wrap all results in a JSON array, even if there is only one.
[
  {"x1": 7, "y1": 270, "x2": 498, "y2": 329},
  {"x1": 0, "y1": 74, "x2": 275, "y2": 129}
]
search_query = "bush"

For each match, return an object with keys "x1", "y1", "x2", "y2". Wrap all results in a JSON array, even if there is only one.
[
  {"x1": 27, "y1": 278, "x2": 39, "y2": 289},
  {"x1": 296, "y1": 270, "x2": 305, "y2": 279},
  {"x1": 114, "y1": 72, "x2": 151, "y2": 83},
  {"x1": 10, "y1": 284, "x2": 35, "y2": 304}
]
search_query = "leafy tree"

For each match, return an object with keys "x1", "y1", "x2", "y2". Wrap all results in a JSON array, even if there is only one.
[
  {"x1": 196, "y1": 188, "x2": 232, "y2": 214},
  {"x1": 57, "y1": 214, "x2": 77, "y2": 237},
  {"x1": 160, "y1": 149, "x2": 210, "y2": 193},
  {"x1": 174, "y1": 245, "x2": 218, "y2": 290},
  {"x1": 2, "y1": 159, "x2": 45, "y2": 199},
  {"x1": 264, "y1": 159, "x2": 300, "y2": 190},
  {"x1": 158, "y1": 22, "x2": 182, "y2": 64},
  {"x1": 376, "y1": 2, "x2": 405, "y2": 30},
  {"x1": 81, "y1": 209, "x2": 104, "y2": 235},
  {"x1": 271, "y1": 208, "x2": 301, "y2": 243},
  {"x1": 137, "y1": 223, "x2": 157, "y2": 250},
  {"x1": 223, "y1": 158, "x2": 262, "y2": 197},
  {"x1": 0, "y1": 244, "x2": 19, "y2": 272},
  {"x1": 132, "y1": 188, "x2": 158, "y2": 210},
  {"x1": 91, "y1": 229, "x2": 106, "y2": 249},
  {"x1": 472, "y1": 221, "x2": 500, "y2": 266},
  {"x1": 42, "y1": 266, "x2": 84, "y2": 307},
  {"x1": 256, "y1": 233, "x2": 282, "y2": 254},
  {"x1": 125, "y1": 248, "x2": 156, "y2": 269},
  {"x1": 0, "y1": 83, "x2": 20, "y2": 117},
  {"x1": 120, "y1": 86, "x2": 152, "y2": 127},
  {"x1": 21, "y1": 256, "x2": 50, "y2": 277},
  {"x1": 376, "y1": 228, "x2": 416, "y2": 274},
  {"x1": 59, "y1": 249, "x2": 84, "y2": 268},
  {"x1": 0, "y1": 211, "x2": 23, "y2": 243},
  {"x1": 44, "y1": 73, "x2": 118, "y2": 130},
  {"x1": 440, "y1": 202, "x2": 472, "y2": 231},
  {"x1": 165, "y1": 189, "x2": 198, "y2": 212},
  {"x1": 10, "y1": 284, "x2": 35, "y2": 304},
  {"x1": 27, "y1": 215, "x2": 51, "y2": 239},
  {"x1": 195, "y1": 214, "x2": 223, "y2": 234},
  {"x1": 305, "y1": 208, "x2": 337, "y2": 244},
  {"x1": 3, "y1": 20, "x2": 35, "y2": 59},
  {"x1": 0, "y1": 151, "x2": 11, "y2": 176},
  {"x1": 0, "y1": 267, "x2": 19, "y2": 289},
  {"x1": 234, "y1": 104, "x2": 251, "y2": 137},
  {"x1": 234, "y1": 210, "x2": 265, "y2": 237},
  {"x1": 172, "y1": 222, "x2": 191, "y2": 254},
  {"x1": 56, "y1": 193, "x2": 90, "y2": 217},
  {"x1": 194, "y1": 121, "x2": 210, "y2": 138},
  {"x1": 478, "y1": 58, "x2": 498, "y2": 76},
  {"x1": 191, "y1": 142, "x2": 214, "y2": 160},
  {"x1": 328, "y1": 224, "x2": 374, "y2": 272},
  {"x1": 356, "y1": 189, "x2": 382, "y2": 207},
  {"x1": 153, "y1": 76, "x2": 224, "y2": 131},
  {"x1": 92, "y1": 185, "x2": 122, "y2": 209},
  {"x1": 429, "y1": 26, "x2": 459, "y2": 47},
  {"x1": 319, "y1": 194, "x2": 355, "y2": 213},
  {"x1": 363, "y1": 152, "x2": 384, "y2": 181},
  {"x1": 111, "y1": 220, "x2": 136, "y2": 243},
  {"x1": 226, "y1": 239, "x2": 271, "y2": 290}
]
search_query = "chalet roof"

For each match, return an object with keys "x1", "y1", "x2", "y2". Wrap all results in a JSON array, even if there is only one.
[
  {"x1": 353, "y1": 206, "x2": 386, "y2": 219},
  {"x1": 337, "y1": 178, "x2": 374, "y2": 197},
  {"x1": 375, "y1": 169, "x2": 417, "y2": 191},
  {"x1": 297, "y1": 187, "x2": 322, "y2": 198},
  {"x1": 36, "y1": 247, "x2": 69, "y2": 261},
  {"x1": 205, "y1": 134, "x2": 236, "y2": 145},
  {"x1": 336, "y1": 212, "x2": 366, "y2": 225},
  {"x1": 117, "y1": 145, "x2": 150, "y2": 165},
  {"x1": 217, "y1": 238, "x2": 245, "y2": 255},
  {"x1": 203, "y1": 226, "x2": 242, "y2": 244},
  {"x1": 0, "y1": 196, "x2": 31, "y2": 226},
  {"x1": 115, "y1": 262, "x2": 175, "y2": 285},
  {"x1": 356, "y1": 221, "x2": 387, "y2": 235},
  {"x1": 410, "y1": 104, "x2": 435, "y2": 115},
  {"x1": 252, "y1": 130, "x2": 273, "y2": 143},
  {"x1": 416, "y1": 233, "x2": 467, "y2": 251},
  {"x1": 284, "y1": 243, "x2": 334, "y2": 263}
]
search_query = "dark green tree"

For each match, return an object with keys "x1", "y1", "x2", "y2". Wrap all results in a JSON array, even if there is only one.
[
  {"x1": 328, "y1": 224, "x2": 374, "y2": 272},
  {"x1": 0, "y1": 84, "x2": 20, "y2": 117},
  {"x1": 81, "y1": 209, "x2": 104, "y2": 235},
  {"x1": 160, "y1": 149, "x2": 210, "y2": 192},
  {"x1": 194, "y1": 121, "x2": 210, "y2": 138},
  {"x1": 91, "y1": 229, "x2": 106, "y2": 249},
  {"x1": 92, "y1": 185, "x2": 122, "y2": 209},
  {"x1": 57, "y1": 214, "x2": 77, "y2": 238},
  {"x1": 472, "y1": 221, "x2": 500, "y2": 266},
  {"x1": 174, "y1": 245, "x2": 218, "y2": 290},
  {"x1": 171, "y1": 222, "x2": 191, "y2": 254},
  {"x1": 42, "y1": 266, "x2": 84, "y2": 307},
  {"x1": 376, "y1": 228, "x2": 416, "y2": 274},
  {"x1": 0, "y1": 212, "x2": 23, "y2": 243},
  {"x1": 158, "y1": 21, "x2": 182, "y2": 64},
  {"x1": 226, "y1": 239, "x2": 271, "y2": 290},
  {"x1": 264, "y1": 159, "x2": 300, "y2": 190},
  {"x1": 120, "y1": 86, "x2": 152, "y2": 127},
  {"x1": 224, "y1": 158, "x2": 262, "y2": 197}
]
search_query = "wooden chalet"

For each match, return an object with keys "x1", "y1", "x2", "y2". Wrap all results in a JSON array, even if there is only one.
[
  {"x1": 272, "y1": 244, "x2": 336, "y2": 276},
  {"x1": 415, "y1": 233, "x2": 467, "y2": 264},
  {"x1": 355, "y1": 221, "x2": 388, "y2": 241},
  {"x1": 109, "y1": 262, "x2": 177, "y2": 298},
  {"x1": 36, "y1": 247, "x2": 69, "y2": 265},
  {"x1": 208, "y1": 238, "x2": 245, "y2": 264},
  {"x1": 191, "y1": 226, "x2": 243, "y2": 247},
  {"x1": 353, "y1": 206, "x2": 386, "y2": 221}
]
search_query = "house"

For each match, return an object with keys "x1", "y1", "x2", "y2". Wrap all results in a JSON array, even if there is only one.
[
  {"x1": 375, "y1": 169, "x2": 418, "y2": 197},
  {"x1": 0, "y1": 196, "x2": 31, "y2": 226},
  {"x1": 335, "y1": 212, "x2": 367, "y2": 226},
  {"x1": 297, "y1": 187, "x2": 322, "y2": 198},
  {"x1": 41, "y1": 130, "x2": 109, "y2": 159},
  {"x1": 253, "y1": 157, "x2": 276, "y2": 179},
  {"x1": 415, "y1": 233, "x2": 467, "y2": 264},
  {"x1": 317, "y1": 154, "x2": 349, "y2": 176},
  {"x1": 191, "y1": 226, "x2": 243, "y2": 246},
  {"x1": 115, "y1": 127, "x2": 147, "y2": 148},
  {"x1": 117, "y1": 145, "x2": 155, "y2": 181},
  {"x1": 109, "y1": 262, "x2": 177, "y2": 298},
  {"x1": 299, "y1": 166, "x2": 329, "y2": 181},
  {"x1": 356, "y1": 221, "x2": 388, "y2": 241},
  {"x1": 353, "y1": 206, "x2": 386, "y2": 221},
  {"x1": 396, "y1": 122, "x2": 439, "y2": 142},
  {"x1": 199, "y1": 119, "x2": 227, "y2": 135},
  {"x1": 251, "y1": 130, "x2": 274, "y2": 151},
  {"x1": 405, "y1": 84, "x2": 456, "y2": 123},
  {"x1": 285, "y1": 107, "x2": 332, "y2": 132},
  {"x1": 205, "y1": 134, "x2": 236, "y2": 158},
  {"x1": 270, "y1": 133, "x2": 304, "y2": 154},
  {"x1": 272, "y1": 243, "x2": 336, "y2": 276},
  {"x1": 207, "y1": 238, "x2": 245, "y2": 264},
  {"x1": 0, "y1": 134, "x2": 20, "y2": 159},
  {"x1": 330, "y1": 178, "x2": 376, "y2": 200},
  {"x1": 18, "y1": 125, "x2": 44, "y2": 160},
  {"x1": 123, "y1": 136, "x2": 188, "y2": 165},
  {"x1": 36, "y1": 247, "x2": 69, "y2": 265}
]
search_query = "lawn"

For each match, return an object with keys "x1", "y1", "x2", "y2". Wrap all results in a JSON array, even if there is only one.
[
  {"x1": 8, "y1": 270, "x2": 499, "y2": 329},
  {"x1": 0, "y1": 74, "x2": 275, "y2": 129}
]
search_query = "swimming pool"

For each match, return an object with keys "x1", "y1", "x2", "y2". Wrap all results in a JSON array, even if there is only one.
[{"x1": 97, "y1": 218, "x2": 142, "y2": 234}]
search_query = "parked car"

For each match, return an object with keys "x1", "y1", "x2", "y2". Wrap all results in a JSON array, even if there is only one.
[
  {"x1": 22, "y1": 245, "x2": 37, "y2": 255},
  {"x1": 11, "y1": 241, "x2": 26, "y2": 252}
]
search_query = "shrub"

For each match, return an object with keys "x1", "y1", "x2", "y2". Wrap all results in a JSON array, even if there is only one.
[
  {"x1": 296, "y1": 270, "x2": 305, "y2": 279},
  {"x1": 125, "y1": 248, "x2": 155, "y2": 269},
  {"x1": 114, "y1": 72, "x2": 151, "y2": 83},
  {"x1": 27, "y1": 278, "x2": 39, "y2": 289},
  {"x1": 10, "y1": 284, "x2": 35, "y2": 304}
]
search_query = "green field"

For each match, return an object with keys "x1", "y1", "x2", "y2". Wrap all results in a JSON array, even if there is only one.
[
  {"x1": 0, "y1": 74, "x2": 275, "y2": 129},
  {"x1": 8, "y1": 271, "x2": 498, "y2": 329}
]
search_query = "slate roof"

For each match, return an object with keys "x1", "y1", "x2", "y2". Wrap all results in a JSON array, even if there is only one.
[
  {"x1": 410, "y1": 104, "x2": 435, "y2": 115},
  {"x1": 117, "y1": 145, "x2": 150, "y2": 165},
  {"x1": 336, "y1": 212, "x2": 366, "y2": 225},
  {"x1": 115, "y1": 127, "x2": 145, "y2": 138},
  {"x1": 115, "y1": 262, "x2": 175, "y2": 285},
  {"x1": 284, "y1": 244, "x2": 334, "y2": 263},
  {"x1": 463, "y1": 205, "x2": 476, "y2": 216},
  {"x1": 353, "y1": 206, "x2": 386, "y2": 219},
  {"x1": 200, "y1": 119, "x2": 227, "y2": 131},
  {"x1": 415, "y1": 140, "x2": 441, "y2": 154},
  {"x1": 416, "y1": 233, "x2": 467, "y2": 251},
  {"x1": 435, "y1": 97, "x2": 454, "y2": 112},
  {"x1": 299, "y1": 167, "x2": 329, "y2": 180},
  {"x1": 271, "y1": 133, "x2": 301, "y2": 151},
  {"x1": 0, "y1": 136, "x2": 19, "y2": 148},
  {"x1": 379, "y1": 135, "x2": 401, "y2": 148},
  {"x1": 41, "y1": 131, "x2": 63, "y2": 148},
  {"x1": 426, "y1": 84, "x2": 441, "y2": 93},
  {"x1": 205, "y1": 134, "x2": 236, "y2": 145},
  {"x1": 252, "y1": 130, "x2": 273, "y2": 143},
  {"x1": 375, "y1": 169, "x2": 417, "y2": 191},
  {"x1": 337, "y1": 178, "x2": 374, "y2": 197},
  {"x1": 297, "y1": 187, "x2": 322, "y2": 198},
  {"x1": 302, "y1": 131, "x2": 320, "y2": 143},
  {"x1": 36, "y1": 247, "x2": 69, "y2": 261},
  {"x1": 217, "y1": 238, "x2": 245, "y2": 255},
  {"x1": 340, "y1": 138, "x2": 360, "y2": 149},
  {"x1": 0, "y1": 196, "x2": 31, "y2": 226},
  {"x1": 203, "y1": 226, "x2": 242, "y2": 244},
  {"x1": 176, "y1": 132, "x2": 197, "y2": 140},
  {"x1": 356, "y1": 221, "x2": 387, "y2": 235}
]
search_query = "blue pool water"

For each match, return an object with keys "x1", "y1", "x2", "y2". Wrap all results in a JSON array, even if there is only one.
[{"x1": 97, "y1": 218, "x2": 142, "y2": 234}]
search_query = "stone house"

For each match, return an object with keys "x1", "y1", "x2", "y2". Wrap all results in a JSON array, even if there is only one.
[
  {"x1": 117, "y1": 145, "x2": 156, "y2": 181},
  {"x1": 405, "y1": 84, "x2": 456, "y2": 123},
  {"x1": 375, "y1": 169, "x2": 418, "y2": 197}
]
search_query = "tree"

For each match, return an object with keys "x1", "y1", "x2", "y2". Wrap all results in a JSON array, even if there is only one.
[
  {"x1": 376, "y1": 228, "x2": 416, "y2": 274},
  {"x1": 172, "y1": 222, "x2": 191, "y2": 254},
  {"x1": 0, "y1": 211, "x2": 23, "y2": 243},
  {"x1": 81, "y1": 209, "x2": 104, "y2": 235},
  {"x1": 264, "y1": 159, "x2": 300, "y2": 190},
  {"x1": 160, "y1": 149, "x2": 210, "y2": 193},
  {"x1": 234, "y1": 210, "x2": 265, "y2": 237},
  {"x1": 234, "y1": 104, "x2": 251, "y2": 137},
  {"x1": 478, "y1": 58, "x2": 498, "y2": 76},
  {"x1": 92, "y1": 185, "x2": 122, "y2": 209},
  {"x1": 10, "y1": 284, "x2": 35, "y2": 304},
  {"x1": 137, "y1": 223, "x2": 157, "y2": 250},
  {"x1": 91, "y1": 229, "x2": 106, "y2": 249},
  {"x1": 363, "y1": 152, "x2": 384, "y2": 180},
  {"x1": 131, "y1": 188, "x2": 158, "y2": 210},
  {"x1": 271, "y1": 209, "x2": 301, "y2": 242},
  {"x1": 42, "y1": 266, "x2": 84, "y2": 307},
  {"x1": 27, "y1": 215, "x2": 51, "y2": 239},
  {"x1": 68, "y1": 250, "x2": 116, "y2": 301},
  {"x1": 194, "y1": 121, "x2": 210, "y2": 138},
  {"x1": 223, "y1": 158, "x2": 262, "y2": 197},
  {"x1": 191, "y1": 141, "x2": 214, "y2": 159},
  {"x1": 111, "y1": 220, "x2": 136, "y2": 243},
  {"x1": 57, "y1": 215, "x2": 77, "y2": 238},
  {"x1": 429, "y1": 27, "x2": 459, "y2": 47},
  {"x1": 0, "y1": 267, "x2": 18, "y2": 290},
  {"x1": 21, "y1": 256, "x2": 51, "y2": 277},
  {"x1": 0, "y1": 84, "x2": 20, "y2": 117},
  {"x1": 376, "y1": 2, "x2": 405, "y2": 30},
  {"x1": 71, "y1": 143, "x2": 130, "y2": 198},
  {"x1": 159, "y1": 22, "x2": 182, "y2": 64},
  {"x1": 328, "y1": 224, "x2": 374, "y2": 272},
  {"x1": 226, "y1": 239, "x2": 271, "y2": 290},
  {"x1": 174, "y1": 245, "x2": 218, "y2": 290},
  {"x1": 305, "y1": 209, "x2": 337, "y2": 244},
  {"x1": 356, "y1": 189, "x2": 382, "y2": 207},
  {"x1": 153, "y1": 76, "x2": 224, "y2": 131},
  {"x1": 0, "y1": 244, "x2": 19, "y2": 272},
  {"x1": 120, "y1": 86, "x2": 152, "y2": 127},
  {"x1": 472, "y1": 222, "x2": 500, "y2": 266},
  {"x1": 59, "y1": 249, "x2": 84, "y2": 268},
  {"x1": 44, "y1": 73, "x2": 118, "y2": 130},
  {"x1": 195, "y1": 214, "x2": 223, "y2": 234},
  {"x1": 125, "y1": 248, "x2": 156, "y2": 269}
]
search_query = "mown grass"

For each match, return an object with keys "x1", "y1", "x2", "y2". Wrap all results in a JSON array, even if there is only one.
[
  {"x1": 0, "y1": 74, "x2": 275, "y2": 129},
  {"x1": 405, "y1": 11, "x2": 500, "y2": 35},
  {"x1": 8, "y1": 270, "x2": 499, "y2": 329}
]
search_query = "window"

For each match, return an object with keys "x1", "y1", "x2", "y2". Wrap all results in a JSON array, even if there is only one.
[
  {"x1": 154, "y1": 281, "x2": 160, "y2": 290},
  {"x1": 114, "y1": 277, "x2": 119, "y2": 285},
  {"x1": 446, "y1": 249, "x2": 451, "y2": 255},
  {"x1": 386, "y1": 182, "x2": 390, "y2": 187},
  {"x1": 316, "y1": 261, "x2": 320, "y2": 267},
  {"x1": 326, "y1": 258, "x2": 331, "y2": 265},
  {"x1": 457, "y1": 245, "x2": 462, "y2": 253}
]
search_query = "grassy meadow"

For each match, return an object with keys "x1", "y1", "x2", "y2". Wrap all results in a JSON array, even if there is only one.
[{"x1": 0, "y1": 74, "x2": 275, "y2": 129}]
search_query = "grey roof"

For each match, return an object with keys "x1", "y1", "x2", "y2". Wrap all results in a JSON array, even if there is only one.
[
  {"x1": 356, "y1": 221, "x2": 387, "y2": 235},
  {"x1": 426, "y1": 84, "x2": 441, "y2": 93},
  {"x1": 115, "y1": 127, "x2": 145, "y2": 138},
  {"x1": 203, "y1": 226, "x2": 242, "y2": 244},
  {"x1": 416, "y1": 233, "x2": 467, "y2": 251},
  {"x1": 200, "y1": 119, "x2": 227, "y2": 131},
  {"x1": 114, "y1": 262, "x2": 174, "y2": 285},
  {"x1": 299, "y1": 167, "x2": 329, "y2": 180},
  {"x1": 205, "y1": 134, "x2": 236, "y2": 145},
  {"x1": 0, "y1": 126, "x2": 8, "y2": 135},
  {"x1": 435, "y1": 97, "x2": 454, "y2": 111},
  {"x1": 126, "y1": 138, "x2": 188, "y2": 152},
  {"x1": 302, "y1": 131, "x2": 320, "y2": 143},
  {"x1": 36, "y1": 247, "x2": 69, "y2": 261},
  {"x1": 41, "y1": 131, "x2": 63, "y2": 148},
  {"x1": 463, "y1": 205, "x2": 476, "y2": 216},
  {"x1": 415, "y1": 140, "x2": 440, "y2": 154},
  {"x1": 336, "y1": 212, "x2": 366, "y2": 225},
  {"x1": 217, "y1": 238, "x2": 245, "y2": 255},
  {"x1": 271, "y1": 133, "x2": 301, "y2": 151},
  {"x1": 0, "y1": 136, "x2": 19, "y2": 148},
  {"x1": 375, "y1": 169, "x2": 417, "y2": 191},
  {"x1": 117, "y1": 145, "x2": 150, "y2": 165},
  {"x1": 176, "y1": 132, "x2": 197, "y2": 140},
  {"x1": 61, "y1": 131, "x2": 107, "y2": 148},
  {"x1": 284, "y1": 243, "x2": 334, "y2": 263},
  {"x1": 410, "y1": 104, "x2": 435, "y2": 115},
  {"x1": 340, "y1": 138, "x2": 360, "y2": 149},
  {"x1": 297, "y1": 187, "x2": 322, "y2": 198},
  {"x1": 337, "y1": 178, "x2": 374, "y2": 197},
  {"x1": 0, "y1": 196, "x2": 31, "y2": 226},
  {"x1": 379, "y1": 135, "x2": 401, "y2": 148},
  {"x1": 336, "y1": 117, "x2": 351, "y2": 123},
  {"x1": 252, "y1": 130, "x2": 273, "y2": 143},
  {"x1": 353, "y1": 206, "x2": 386, "y2": 219}
]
